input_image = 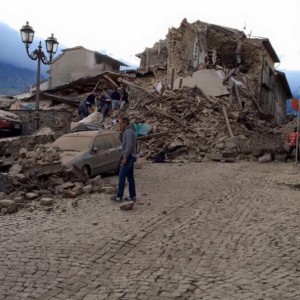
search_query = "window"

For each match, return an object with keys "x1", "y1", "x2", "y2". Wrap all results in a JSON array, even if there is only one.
[{"x1": 93, "y1": 135, "x2": 114, "y2": 150}]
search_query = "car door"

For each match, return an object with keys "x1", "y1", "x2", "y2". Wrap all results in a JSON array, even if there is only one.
[
  {"x1": 110, "y1": 133, "x2": 122, "y2": 170},
  {"x1": 89, "y1": 135, "x2": 110, "y2": 175},
  {"x1": 99, "y1": 134, "x2": 120, "y2": 172}
]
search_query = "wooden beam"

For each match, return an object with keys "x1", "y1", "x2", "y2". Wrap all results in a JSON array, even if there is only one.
[
  {"x1": 92, "y1": 78, "x2": 102, "y2": 92},
  {"x1": 222, "y1": 68, "x2": 235, "y2": 84},
  {"x1": 198, "y1": 88, "x2": 216, "y2": 104},
  {"x1": 149, "y1": 105, "x2": 197, "y2": 134},
  {"x1": 103, "y1": 75, "x2": 119, "y2": 88},
  {"x1": 233, "y1": 82, "x2": 243, "y2": 109},
  {"x1": 222, "y1": 105, "x2": 234, "y2": 137},
  {"x1": 41, "y1": 93, "x2": 80, "y2": 106},
  {"x1": 118, "y1": 78, "x2": 160, "y2": 102},
  {"x1": 170, "y1": 68, "x2": 175, "y2": 90}
]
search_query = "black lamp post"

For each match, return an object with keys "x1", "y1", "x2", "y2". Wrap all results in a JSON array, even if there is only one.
[{"x1": 20, "y1": 21, "x2": 59, "y2": 130}]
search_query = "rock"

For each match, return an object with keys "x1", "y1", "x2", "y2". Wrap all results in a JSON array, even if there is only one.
[
  {"x1": 0, "y1": 174, "x2": 14, "y2": 194},
  {"x1": 71, "y1": 186, "x2": 83, "y2": 195},
  {"x1": 0, "y1": 192, "x2": 8, "y2": 200},
  {"x1": 120, "y1": 201, "x2": 134, "y2": 210},
  {"x1": 63, "y1": 190, "x2": 78, "y2": 198},
  {"x1": 15, "y1": 174, "x2": 26, "y2": 182},
  {"x1": 274, "y1": 154, "x2": 286, "y2": 162},
  {"x1": 61, "y1": 182, "x2": 76, "y2": 190},
  {"x1": 82, "y1": 184, "x2": 93, "y2": 193},
  {"x1": 1, "y1": 208, "x2": 7, "y2": 215},
  {"x1": 54, "y1": 185, "x2": 63, "y2": 195},
  {"x1": 101, "y1": 186, "x2": 116, "y2": 194},
  {"x1": 0, "y1": 199, "x2": 18, "y2": 213},
  {"x1": 92, "y1": 185, "x2": 102, "y2": 192},
  {"x1": 40, "y1": 198, "x2": 55, "y2": 206},
  {"x1": 14, "y1": 196, "x2": 24, "y2": 203},
  {"x1": 19, "y1": 147, "x2": 28, "y2": 158},
  {"x1": 25, "y1": 192, "x2": 39, "y2": 200},
  {"x1": 8, "y1": 164, "x2": 23, "y2": 176},
  {"x1": 91, "y1": 175, "x2": 102, "y2": 186},
  {"x1": 26, "y1": 151, "x2": 38, "y2": 159},
  {"x1": 48, "y1": 176, "x2": 64, "y2": 186},
  {"x1": 258, "y1": 153, "x2": 272, "y2": 163},
  {"x1": 215, "y1": 143, "x2": 225, "y2": 149}
]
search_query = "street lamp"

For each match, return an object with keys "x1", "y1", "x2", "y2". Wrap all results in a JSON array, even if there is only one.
[{"x1": 20, "y1": 21, "x2": 59, "y2": 130}]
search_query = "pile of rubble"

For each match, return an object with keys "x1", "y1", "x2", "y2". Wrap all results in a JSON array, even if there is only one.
[
  {"x1": 100, "y1": 76, "x2": 285, "y2": 162},
  {"x1": 0, "y1": 144, "x2": 116, "y2": 214}
]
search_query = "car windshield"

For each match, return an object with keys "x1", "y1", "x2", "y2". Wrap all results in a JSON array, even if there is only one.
[{"x1": 53, "y1": 136, "x2": 93, "y2": 151}]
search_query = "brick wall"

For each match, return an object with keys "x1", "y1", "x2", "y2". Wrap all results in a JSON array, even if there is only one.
[{"x1": 11, "y1": 110, "x2": 72, "y2": 136}]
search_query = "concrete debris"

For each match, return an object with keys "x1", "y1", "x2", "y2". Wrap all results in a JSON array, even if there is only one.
[
  {"x1": 40, "y1": 198, "x2": 55, "y2": 206},
  {"x1": 0, "y1": 199, "x2": 18, "y2": 214},
  {"x1": 0, "y1": 140, "x2": 117, "y2": 214},
  {"x1": 120, "y1": 201, "x2": 135, "y2": 210},
  {"x1": 173, "y1": 69, "x2": 229, "y2": 97}
]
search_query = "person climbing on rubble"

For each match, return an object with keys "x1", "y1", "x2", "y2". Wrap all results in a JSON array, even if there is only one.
[
  {"x1": 111, "y1": 88, "x2": 121, "y2": 112},
  {"x1": 97, "y1": 90, "x2": 111, "y2": 118},
  {"x1": 86, "y1": 93, "x2": 96, "y2": 106},
  {"x1": 285, "y1": 127, "x2": 300, "y2": 162},
  {"x1": 78, "y1": 97, "x2": 92, "y2": 120},
  {"x1": 120, "y1": 89, "x2": 129, "y2": 111}
]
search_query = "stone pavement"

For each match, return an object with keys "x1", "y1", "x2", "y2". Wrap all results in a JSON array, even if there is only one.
[{"x1": 1, "y1": 161, "x2": 300, "y2": 300}]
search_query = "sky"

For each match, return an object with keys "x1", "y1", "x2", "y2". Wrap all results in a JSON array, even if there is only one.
[{"x1": 1, "y1": 0, "x2": 300, "y2": 72}]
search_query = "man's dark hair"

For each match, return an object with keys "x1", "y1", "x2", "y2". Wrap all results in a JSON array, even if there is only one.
[{"x1": 120, "y1": 116, "x2": 130, "y2": 126}]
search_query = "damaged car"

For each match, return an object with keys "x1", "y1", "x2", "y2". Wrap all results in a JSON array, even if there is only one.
[
  {"x1": 52, "y1": 130, "x2": 122, "y2": 177},
  {"x1": 0, "y1": 110, "x2": 22, "y2": 137}
]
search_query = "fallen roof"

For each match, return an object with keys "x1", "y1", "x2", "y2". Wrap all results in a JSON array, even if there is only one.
[{"x1": 21, "y1": 71, "x2": 136, "y2": 104}]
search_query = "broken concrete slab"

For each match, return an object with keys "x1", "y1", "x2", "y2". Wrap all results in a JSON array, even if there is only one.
[
  {"x1": 173, "y1": 70, "x2": 229, "y2": 97},
  {"x1": 0, "y1": 199, "x2": 18, "y2": 213}
]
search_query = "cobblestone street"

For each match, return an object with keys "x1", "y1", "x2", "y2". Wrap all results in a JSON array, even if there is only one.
[{"x1": 1, "y1": 161, "x2": 300, "y2": 300}]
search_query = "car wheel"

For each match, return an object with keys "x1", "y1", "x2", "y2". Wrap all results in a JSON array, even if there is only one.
[{"x1": 81, "y1": 165, "x2": 91, "y2": 177}]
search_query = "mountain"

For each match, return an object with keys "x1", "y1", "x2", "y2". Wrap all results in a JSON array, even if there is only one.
[
  {"x1": 0, "y1": 61, "x2": 46, "y2": 96},
  {"x1": 0, "y1": 22, "x2": 54, "y2": 96}
]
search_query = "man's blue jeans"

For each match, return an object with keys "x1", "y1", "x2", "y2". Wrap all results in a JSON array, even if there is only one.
[{"x1": 117, "y1": 155, "x2": 136, "y2": 199}]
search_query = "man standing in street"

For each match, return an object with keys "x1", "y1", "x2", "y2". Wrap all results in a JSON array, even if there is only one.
[
  {"x1": 111, "y1": 116, "x2": 137, "y2": 202},
  {"x1": 285, "y1": 127, "x2": 300, "y2": 162}
]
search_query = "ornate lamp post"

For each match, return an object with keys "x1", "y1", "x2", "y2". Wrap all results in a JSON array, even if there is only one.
[{"x1": 20, "y1": 22, "x2": 59, "y2": 130}]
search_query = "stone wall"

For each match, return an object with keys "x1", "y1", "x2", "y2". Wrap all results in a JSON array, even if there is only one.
[{"x1": 10, "y1": 110, "x2": 72, "y2": 136}]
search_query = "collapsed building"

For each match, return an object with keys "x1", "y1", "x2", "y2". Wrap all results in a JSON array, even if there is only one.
[
  {"x1": 0, "y1": 18, "x2": 295, "y2": 213},
  {"x1": 136, "y1": 18, "x2": 291, "y2": 124},
  {"x1": 120, "y1": 19, "x2": 292, "y2": 160},
  {"x1": 4, "y1": 19, "x2": 293, "y2": 158}
]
